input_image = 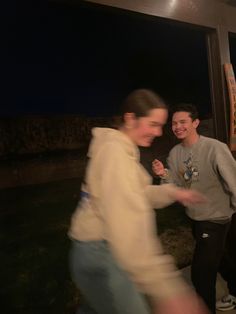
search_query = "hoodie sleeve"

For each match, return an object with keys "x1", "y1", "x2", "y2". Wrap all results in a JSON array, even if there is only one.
[
  {"x1": 214, "y1": 143, "x2": 236, "y2": 210},
  {"x1": 91, "y1": 142, "x2": 190, "y2": 300},
  {"x1": 144, "y1": 183, "x2": 179, "y2": 208}
]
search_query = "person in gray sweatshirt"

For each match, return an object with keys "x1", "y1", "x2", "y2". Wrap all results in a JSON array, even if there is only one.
[{"x1": 152, "y1": 103, "x2": 236, "y2": 314}]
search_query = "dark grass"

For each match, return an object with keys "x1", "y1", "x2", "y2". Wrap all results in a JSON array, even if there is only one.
[
  {"x1": 0, "y1": 178, "x2": 191, "y2": 314},
  {"x1": 0, "y1": 178, "x2": 82, "y2": 314}
]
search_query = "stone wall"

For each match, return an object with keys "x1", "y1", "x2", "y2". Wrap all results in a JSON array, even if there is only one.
[
  {"x1": 0, "y1": 115, "x2": 112, "y2": 188},
  {"x1": 0, "y1": 115, "x2": 110, "y2": 159}
]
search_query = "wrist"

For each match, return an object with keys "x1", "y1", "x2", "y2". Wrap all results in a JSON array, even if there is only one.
[{"x1": 159, "y1": 168, "x2": 169, "y2": 179}]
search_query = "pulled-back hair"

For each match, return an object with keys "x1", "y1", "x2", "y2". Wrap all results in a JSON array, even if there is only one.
[
  {"x1": 111, "y1": 89, "x2": 167, "y2": 128},
  {"x1": 120, "y1": 89, "x2": 167, "y2": 121},
  {"x1": 172, "y1": 103, "x2": 199, "y2": 121}
]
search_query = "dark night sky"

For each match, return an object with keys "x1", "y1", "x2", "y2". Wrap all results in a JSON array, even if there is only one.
[{"x1": 1, "y1": 1, "x2": 236, "y2": 117}]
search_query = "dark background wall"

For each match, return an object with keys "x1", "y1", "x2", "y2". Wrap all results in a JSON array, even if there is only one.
[
  {"x1": 229, "y1": 34, "x2": 236, "y2": 70},
  {"x1": 1, "y1": 1, "x2": 212, "y2": 117}
]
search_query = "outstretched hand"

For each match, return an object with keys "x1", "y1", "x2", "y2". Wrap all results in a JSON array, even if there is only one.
[{"x1": 174, "y1": 189, "x2": 207, "y2": 207}]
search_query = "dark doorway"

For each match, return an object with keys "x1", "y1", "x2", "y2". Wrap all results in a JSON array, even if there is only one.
[
  {"x1": 2, "y1": 1, "x2": 212, "y2": 118},
  {"x1": 229, "y1": 32, "x2": 236, "y2": 73}
]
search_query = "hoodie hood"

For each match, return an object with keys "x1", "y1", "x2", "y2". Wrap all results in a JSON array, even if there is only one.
[{"x1": 87, "y1": 128, "x2": 140, "y2": 161}]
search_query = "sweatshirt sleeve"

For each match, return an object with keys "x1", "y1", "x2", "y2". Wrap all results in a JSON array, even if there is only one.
[
  {"x1": 214, "y1": 143, "x2": 236, "y2": 210},
  {"x1": 93, "y1": 143, "x2": 190, "y2": 300}
]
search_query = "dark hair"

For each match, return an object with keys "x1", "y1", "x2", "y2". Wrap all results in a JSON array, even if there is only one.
[
  {"x1": 172, "y1": 103, "x2": 199, "y2": 121},
  {"x1": 120, "y1": 89, "x2": 167, "y2": 122}
]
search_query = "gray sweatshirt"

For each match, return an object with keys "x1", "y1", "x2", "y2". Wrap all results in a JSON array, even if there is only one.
[{"x1": 165, "y1": 136, "x2": 236, "y2": 221}]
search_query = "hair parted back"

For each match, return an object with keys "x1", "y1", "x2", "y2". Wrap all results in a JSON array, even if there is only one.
[
  {"x1": 120, "y1": 89, "x2": 167, "y2": 121},
  {"x1": 172, "y1": 103, "x2": 199, "y2": 121}
]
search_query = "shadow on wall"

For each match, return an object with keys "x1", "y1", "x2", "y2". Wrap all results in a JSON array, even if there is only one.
[{"x1": 0, "y1": 116, "x2": 214, "y2": 189}]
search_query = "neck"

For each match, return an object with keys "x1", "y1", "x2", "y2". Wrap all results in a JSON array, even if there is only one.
[
  {"x1": 119, "y1": 126, "x2": 135, "y2": 142},
  {"x1": 182, "y1": 133, "x2": 200, "y2": 147}
]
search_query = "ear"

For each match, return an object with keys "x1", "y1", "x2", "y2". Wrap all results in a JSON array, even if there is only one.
[
  {"x1": 123, "y1": 112, "x2": 136, "y2": 128},
  {"x1": 193, "y1": 118, "x2": 200, "y2": 129}
]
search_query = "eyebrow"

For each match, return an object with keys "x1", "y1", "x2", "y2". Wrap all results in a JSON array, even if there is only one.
[{"x1": 172, "y1": 119, "x2": 188, "y2": 123}]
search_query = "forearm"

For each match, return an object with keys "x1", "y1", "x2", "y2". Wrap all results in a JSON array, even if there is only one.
[{"x1": 145, "y1": 183, "x2": 178, "y2": 208}]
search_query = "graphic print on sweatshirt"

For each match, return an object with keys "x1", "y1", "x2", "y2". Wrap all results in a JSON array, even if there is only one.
[{"x1": 181, "y1": 153, "x2": 199, "y2": 188}]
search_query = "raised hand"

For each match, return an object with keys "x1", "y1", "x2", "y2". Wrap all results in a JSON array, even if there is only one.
[{"x1": 152, "y1": 159, "x2": 166, "y2": 177}]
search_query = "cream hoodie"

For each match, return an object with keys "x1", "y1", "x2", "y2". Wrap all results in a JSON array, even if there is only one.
[{"x1": 69, "y1": 128, "x2": 190, "y2": 300}]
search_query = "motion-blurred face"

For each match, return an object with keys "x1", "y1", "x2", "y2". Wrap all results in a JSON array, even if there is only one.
[
  {"x1": 132, "y1": 108, "x2": 168, "y2": 147},
  {"x1": 172, "y1": 111, "x2": 199, "y2": 141}
]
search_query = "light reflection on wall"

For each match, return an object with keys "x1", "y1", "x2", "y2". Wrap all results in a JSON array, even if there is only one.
[
  {"x1": 167, "y1": 0, "x2": 178, "y2": 14},
  {"x1": 166, "y1": 0, "x2": 198, "y2": 15}
]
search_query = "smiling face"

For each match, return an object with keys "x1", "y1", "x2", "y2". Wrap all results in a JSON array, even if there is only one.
[
  {"x1": 128, "y1": 108, "x2": 168, "y2": 147},
  {"x1": 172, "y1": 111, "x2": 199, "y2": 143}
]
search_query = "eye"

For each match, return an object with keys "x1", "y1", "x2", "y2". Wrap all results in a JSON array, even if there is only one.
[{"x1": 150, "y1": 122, "x2": 160, "y2": 127}]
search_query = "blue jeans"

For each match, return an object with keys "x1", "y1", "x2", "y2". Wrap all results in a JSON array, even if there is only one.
[{"x1": 69, "y1": 240, "x2": 151, "y2": 314}]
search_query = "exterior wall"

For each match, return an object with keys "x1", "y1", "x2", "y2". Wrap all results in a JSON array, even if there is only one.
[{"x1": 84, "y1": 0, "x2": 236, "y2": 32}]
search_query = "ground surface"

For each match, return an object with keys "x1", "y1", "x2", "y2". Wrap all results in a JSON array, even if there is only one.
[{"x1": 0, "y1": 178, "x2": 193, "y2": 314}]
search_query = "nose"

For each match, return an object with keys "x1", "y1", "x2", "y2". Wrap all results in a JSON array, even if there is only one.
[
  {"x1": 172, "y1": 123, "x2": 179, "y2": 131},
  {"x1": 154, "y1": 127, "x2": 162, "y2": 137}
]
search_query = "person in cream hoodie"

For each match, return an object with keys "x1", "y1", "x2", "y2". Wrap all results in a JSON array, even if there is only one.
[{"x1": 69, "y1": 89, "x2": 208, "y2": 314}]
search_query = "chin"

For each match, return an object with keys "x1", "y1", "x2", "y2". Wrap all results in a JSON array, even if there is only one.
[
  {"x1": 143, "y1": 141, "x2": 152, "y2": 147},
  {"x1": 175, "y1": 133, "x2": 185, "y2": 140}
]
